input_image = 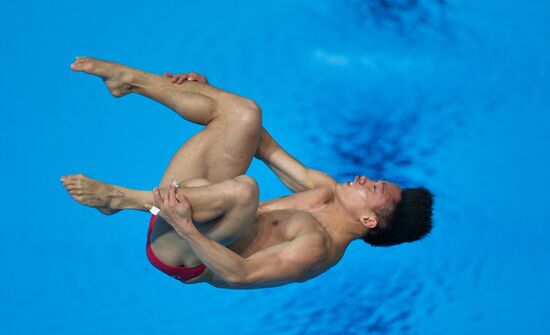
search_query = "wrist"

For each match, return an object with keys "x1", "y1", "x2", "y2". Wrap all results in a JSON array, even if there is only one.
[{"x1": 173, "y1": 218, "x2": 196, "y2": 236}]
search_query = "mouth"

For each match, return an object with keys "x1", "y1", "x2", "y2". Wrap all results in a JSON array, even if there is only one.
[{"x1": 344, "y1": 176, "x2": 369, "y2": 187}]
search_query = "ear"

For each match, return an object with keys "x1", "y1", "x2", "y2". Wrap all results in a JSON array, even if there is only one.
[{"x1": 360, "y1": 215, "x2": 378, "y2": 229}]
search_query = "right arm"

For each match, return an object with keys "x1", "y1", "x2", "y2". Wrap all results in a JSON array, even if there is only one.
[
  {"x1": 151, "y1": 186, "x2": 328, "y2": 289},
  {"x1": 255, "y1": 128, "x2": 337, "y2": 193}
]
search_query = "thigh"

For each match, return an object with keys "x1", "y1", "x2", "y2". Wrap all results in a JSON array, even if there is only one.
[
  {"x1": 152, "y1": 102, "x2": 261, "y2": 263},
  {"x1": 197, "y1": 175, "x2": 259, "y2": 244},
  {"x1": 158, "y1": 108, "x2": 261, "y2": 187}
]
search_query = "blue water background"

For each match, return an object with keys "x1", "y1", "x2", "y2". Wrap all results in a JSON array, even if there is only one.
[{"x1": 1, "y1": 0, "x2": 549, "y2": 334}]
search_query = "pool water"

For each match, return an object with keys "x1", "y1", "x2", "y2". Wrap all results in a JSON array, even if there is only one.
[{"x1": 1, "y1": 0, "x2": 548, "y2": 334}]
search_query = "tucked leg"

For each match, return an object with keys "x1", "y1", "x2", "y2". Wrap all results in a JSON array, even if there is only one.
[
  {"x1": 62, "y1": 173, "x2": 259, "y2": 266},
  {"x1": 68, "y1": 57, "x2": 263, "y2": 266},
  {"x1": 70, "y1": 56, "x2": 262, "y2": 184},
  {"x1": 152, "y1": 175, "x2": 259, "y2": 266}
]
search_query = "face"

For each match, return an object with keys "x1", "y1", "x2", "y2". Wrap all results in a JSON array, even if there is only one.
[{"x1": 337, "y1": 175, "x2": 402, "y2": 226}]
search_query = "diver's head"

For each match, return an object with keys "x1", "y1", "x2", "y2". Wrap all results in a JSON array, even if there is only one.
[
  {"x1": 336, "y1": 175, "x2": 401, "y2": 228},
  {"x1": 336, "y1": 176, "x2": 433, "y2": 246}
]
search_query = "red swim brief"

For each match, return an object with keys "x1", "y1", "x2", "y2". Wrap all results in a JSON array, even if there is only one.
[{"x1": 146, "y1": 214, "x2": 206, "y2": 282}]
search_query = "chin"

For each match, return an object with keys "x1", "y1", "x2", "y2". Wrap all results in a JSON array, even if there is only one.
[{"x1": 336, "y1": 184, "x2": 353, "y2": 205}]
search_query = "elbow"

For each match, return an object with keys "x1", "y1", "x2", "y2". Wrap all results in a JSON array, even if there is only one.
[
  {"x1": 224, "y1": 273, "x2": 249, "y2": 287},
  {"x1": 225, "y1": 266, "x2": 256, "y2": 287},
  {"x1": 223, "y1": 261, "x2": 254, "y2": 287},
  {"x1": 302, "y1": 169, "x2": 316, "y2": 191}
]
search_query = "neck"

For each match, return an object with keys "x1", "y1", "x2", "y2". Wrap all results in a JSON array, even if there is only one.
[{"x1": 310, "y1": 186, "x2": 365, "y2": 246}]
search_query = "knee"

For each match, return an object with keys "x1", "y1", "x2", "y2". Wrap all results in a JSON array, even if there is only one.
[
  {"x1": 231, "y1": 175, "x2": 259, "y2": 206},
  {"x1": 231, "y1": 98, "x2": 262, "y2": 133}
]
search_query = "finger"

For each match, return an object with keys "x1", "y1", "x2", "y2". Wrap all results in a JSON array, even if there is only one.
[
  {"x1": 159, "y1": 187, "x2": 169, "y2": 206},
  {"x1": 176, "y1": 193, "x2": 189, "y2": 206},
  {"x1": 154, "y1": 187, "x2": 163, "y2": 204},
  {"x1": 173, "y1": 187, "x2": 181, "y2": 206},
  {"x1": 152, "y1": 188, "x2": 162, "y2": 207},
  {"x1": 158, "y1": 186, "x2": 167, "y2": 204},
  {"x1": 177, "y1": 74, "x2": 189, "y2": 83},
  {"x1": 168, "y1": 184, "x2": 177, "y2": 206}
]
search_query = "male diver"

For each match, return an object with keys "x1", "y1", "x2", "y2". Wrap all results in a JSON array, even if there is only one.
[{"x1": 61, "y1": 57, "x2": 433, "y2": 289}]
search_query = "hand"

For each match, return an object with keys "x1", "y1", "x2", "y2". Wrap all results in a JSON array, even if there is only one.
[
  {"x1": 146, "y1": 185, "x2": 194, "y2": 234},
  {"x1": 164, "y1": 72, "x2": 209, "y2": 84}
]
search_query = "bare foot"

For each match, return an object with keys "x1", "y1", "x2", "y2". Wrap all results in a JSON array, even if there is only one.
[
  {"x1": 70, "y1": 56, "x2": 134, "y2": 97},
  {"x1": 61, "y1": 174, "x2": 124, "y2": 215}
]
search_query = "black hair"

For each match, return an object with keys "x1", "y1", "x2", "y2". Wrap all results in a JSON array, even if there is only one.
[{"x1": 363, "y1": 187, "x2": 434, "y2": 247}]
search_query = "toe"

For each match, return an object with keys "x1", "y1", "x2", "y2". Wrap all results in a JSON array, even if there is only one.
[
  {"x1": 63, "y1": 181, "x2": 76, "y2": 188},
  {"x1": 70, "y1": 60, "x2": 82, "y2": 71},
  {"x1": 70, "y1": 58, "x2": 91, "y2": 72},
  {"x1": 69, "y1": 173, "x2": 85, "y2": 181}
]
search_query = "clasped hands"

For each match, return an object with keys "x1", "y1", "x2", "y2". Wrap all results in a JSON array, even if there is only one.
[
  {"x1": 145, "y1": 185, "x2": 194, "y2": 234},
  {"x1": 164, "y1": 71, "x2": 208, "y2": 84}
]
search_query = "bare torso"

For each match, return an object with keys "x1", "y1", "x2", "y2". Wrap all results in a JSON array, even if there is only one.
[{"x1": 188, "y1": 187, "x2": 347, "y2": 287}]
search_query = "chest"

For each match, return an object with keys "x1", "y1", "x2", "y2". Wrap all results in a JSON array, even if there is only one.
[{"x1": 228, "y1": 209, "x2": 319, "y2": 257}]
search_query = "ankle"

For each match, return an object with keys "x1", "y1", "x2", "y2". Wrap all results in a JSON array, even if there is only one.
[
  {"x1": 113, "y1": 187, "x2": 152, "y2": 211},
  {"x1": 123, "y1": 69, "x2": 153, "y2": 93}
]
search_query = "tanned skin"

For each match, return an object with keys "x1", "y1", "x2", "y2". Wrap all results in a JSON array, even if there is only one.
[{"x1": 61, "y1": 57, "x2": 401, "y2": 289}]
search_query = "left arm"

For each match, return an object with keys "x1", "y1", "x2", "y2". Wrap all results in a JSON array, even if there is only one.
[
  {"x1": 255, "y1": 128, "x2": 338, "y2": 192},
  {"x1": 165, "y1": 72, "x2": 337, "y2": 193}
]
